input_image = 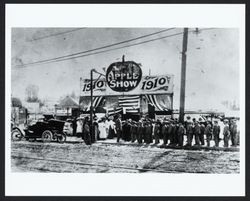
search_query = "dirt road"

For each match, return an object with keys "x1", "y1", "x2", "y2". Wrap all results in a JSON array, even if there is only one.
[{"x1": 11, "y1": 140, "x2": 240, "y2": 173}]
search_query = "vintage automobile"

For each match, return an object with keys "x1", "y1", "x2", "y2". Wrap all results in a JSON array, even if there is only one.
[
  {"x1": 11, "y1": 120, "x2": 25, "y2": 141},
  {"x1": 11, "y1": 116, "x2": 67, "y2": 143},
  {"x1": 24, "y1": 118, "x2": 67, "y2": 143}
]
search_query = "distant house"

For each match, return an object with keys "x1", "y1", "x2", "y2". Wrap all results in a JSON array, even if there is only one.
[{"x1": 55, "y1": 96, "x2": 79, "y2": 120}]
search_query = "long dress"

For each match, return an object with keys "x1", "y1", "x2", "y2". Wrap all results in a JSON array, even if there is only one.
[
  {"x1": 107, "y1": 120, "x2": 116, "y2": 139},
  {"x1": 98, "y1": 122, "x2": 107, "y2": 139},
  {"x1": 105, "y1": 120, "x2": 109, "y2": 137},
  {"x1": 76, "y1": 120, "x2": 83, "y2": 132}
]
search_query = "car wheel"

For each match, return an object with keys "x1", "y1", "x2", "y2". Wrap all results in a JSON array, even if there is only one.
[
  {"x1": 57, "y1": 133, "x2": 66, "y2": 143},
  {"x1": 11, "y1": 129, "x2": 23, "y2": 141},
  {"x1": 42, "y1": 130, "x2": 53, "y2": 143}
]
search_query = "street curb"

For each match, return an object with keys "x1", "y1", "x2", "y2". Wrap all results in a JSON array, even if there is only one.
[
  {"x1": 98, "y1": 141, "x2": 240, "y2": 152},
  {"x1": 61, "y1": 137, "x2": 240, "y2": 152}
]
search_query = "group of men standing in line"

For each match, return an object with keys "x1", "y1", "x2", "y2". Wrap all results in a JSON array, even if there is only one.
[
  {"x1": 182, "y1": 116, "x2": 238, "y2": 148},
  {"x1": 79, "y1": 114, "x2": 239, "y2": 148}
]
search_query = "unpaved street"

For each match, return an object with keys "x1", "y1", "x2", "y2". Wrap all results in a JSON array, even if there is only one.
[{"x1": 11, "y1": 140, "x2": 240, "y2": 173}]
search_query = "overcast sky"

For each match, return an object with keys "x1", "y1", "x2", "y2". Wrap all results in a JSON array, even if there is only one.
[{"x1": 11, "y1": 28, "x2": 239, "y2": 110}]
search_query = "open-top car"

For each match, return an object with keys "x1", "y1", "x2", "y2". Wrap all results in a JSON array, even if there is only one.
[
  {"x1": 11, "y1": 116, "x2": 67, "y2": 143},
  {"x1": 23, "y1": 118, "x2": 67, "y2": 143}
]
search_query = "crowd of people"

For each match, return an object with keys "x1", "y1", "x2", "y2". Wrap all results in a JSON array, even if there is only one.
[{"x1": 74, "y1": 114, "x2": 239, "y2": 148}]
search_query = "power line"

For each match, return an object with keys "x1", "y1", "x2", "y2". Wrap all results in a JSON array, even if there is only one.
[
  {"x1": 31, "y1": 32, "x2": 186, "y2": 67},
  {"x1": 14, "y1": 28, "x2": 175, "y2": 67},
  {"x1": 14, "y1": 28, "x2": 214, "y2": 68},
  {"x1": 16, "y1": 28, "x2": 174, "y2": 66},
  {"x1": 13, "y1": 28, "x2": 215, "y2": 69},
  {"x1": 29, "y1": 28, "x2": 86, "y2": 42}
]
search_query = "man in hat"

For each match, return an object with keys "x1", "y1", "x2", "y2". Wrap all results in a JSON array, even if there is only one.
[
  {"x1": 230, "y1": 119, "x2": 237, "y2": 146},
  {"x1": 137, "y1": 119, "x2": 144, "y2": 144},
  {"x1": 92, "y1": 116, "x2": 99, "y2": 142},
  {"x1": 131, "y1": 120, "x2": 138, "y2": 143},
  {"x1": 177, "y1": 122, "x2": 186, "y2": 147},
  {"x1": 199, "y1": 118, "x2": 205, "y2": 145},
  {"x1": 154, "y1": 119, "x2": 161, "y2": 144},
  {"x1": 185, "y1": 116, "x2": 193, "y2": 147},
  {"x1": 213, "y1": 120, "x2": 221, "y2": 147},
  {"x1": 162, "y1": 120, "x2": 169, "y2": 145},
  {"x1": 126, "y1": 119, "x2": 132, "y2": 141},
  {"x1": 142, "y1": 119, "x2": 147, "y2": 143},
  {"x1": 193, "y1": 120, "x2": 201, "y2": 146},
  {"x1": 168, "y1": 119, "x2": 176, "y2": 145},
  {"x1": 204, "y1": 121, "x2": 212, "y2": 147},
  {"x1": 173, "y1": 119, "x2": 179, "y2": 145},
  {"x1": 115, "y1": 114, "x2": 123, "y2": 143},
  {"x1": 145, "y1": 119, "x2": 152, "y2": 144},
  {"x1": 149, "y1": 119, "x2": 153, "y2": 143},
  {"x1": 122, "y1": 119, "x2": 130, "y2": 142},
  {"x1": 144, "y1": 120, "x2": 149, "y2": 144},
  {"x1": 83, "y1": 116, "x2": 91, "y2": 145},
  {"x1": 223, "y1": 119, "x2": 230, "y2": 147}
]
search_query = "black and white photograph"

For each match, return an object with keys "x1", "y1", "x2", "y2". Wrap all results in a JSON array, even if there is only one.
[
  {"x1": 5, "y1": 4, "x2": 245, "y2": 196},
  {"x1": 11, "y1": 27, "x2": 241, "y2": 174}
]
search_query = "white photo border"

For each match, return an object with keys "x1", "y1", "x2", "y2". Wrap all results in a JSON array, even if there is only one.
[{"x1": 5, "y1": 4, "x2": 245, "y2": 196}]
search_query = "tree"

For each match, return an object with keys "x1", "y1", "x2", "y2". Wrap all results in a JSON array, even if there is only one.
[
  {"x1": 25, "y1": 84, "x2": 39, "y2": 102},
  {"x1": 11, "y1": 97, "x2": 22, "y2": 108}
]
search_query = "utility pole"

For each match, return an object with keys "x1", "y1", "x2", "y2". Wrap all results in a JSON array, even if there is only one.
[
  {"x1": 89, "y1": 68, "x2": 105, "y2": 142},
  {"x1": 90, "y1": 69, "x2": 94, "y2": 140},
  {"x1": 179, "y1": 28, "x2": 188, "y2": 123},
  {"x1": 79, "y1": 77, "x2": 82, "y2": 116}
]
